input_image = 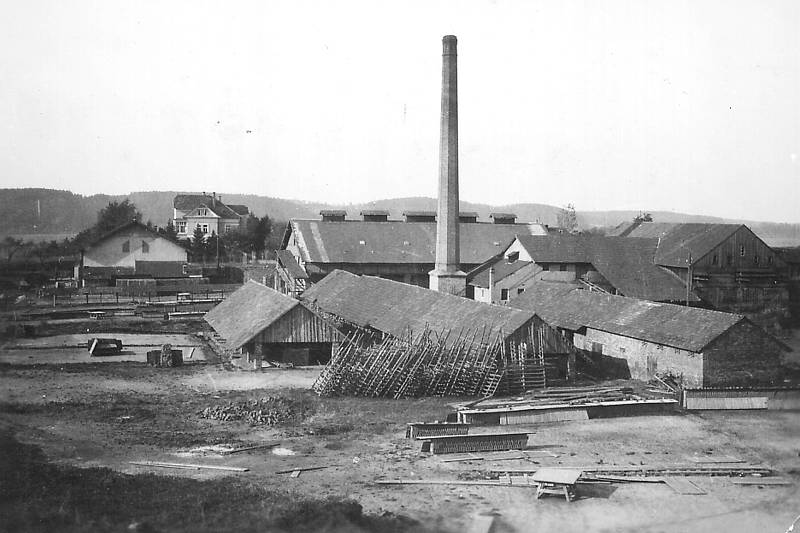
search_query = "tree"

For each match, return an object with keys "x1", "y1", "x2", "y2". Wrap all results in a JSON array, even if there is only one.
[
  {"x1": 163, "y1": 219, "x2": 177, "y2": 240},
  {"x1": 206, "y1": 231, "x2": 221, "y2": 266},
  {"x1": 557, "y1": 204, "x2": 579, "y2": 234},
  {"x1": 221, "y1": 214, "x2": 274, "y2": 260},
  {"x1": 191, "y1": 225, "x2": 207, "y2": 263},
  {"x1": 634, "y1": 212, "x2": 653, "y2": 223},
  {"x1": 96, "y1": 199, "x2": 142, "y2": 234},
  {"x1": 2, "y1": 237, "x2": 26, "y2": 264}
]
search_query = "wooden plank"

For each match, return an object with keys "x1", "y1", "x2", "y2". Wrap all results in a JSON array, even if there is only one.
[
  {"x1": 730, "y1": 477, "x2": 791, "y2": 485},
  {"x1": 376, "y1": 478, "x2": 536, "y2": 487},
  {"x1": 290, "y1": 470, "x2": 301, "y2": 478},
  {"x1": 663, "y1": 477, "x2": 706, "y2": 495},
  {"x1": 531, "y1": 468, "x2": 582, "y2": 485},
  {"x1": 221, "y1": 442, "x2": 281, "y2": 455},
  {"x1": 685, "y1": 397, "x2": 768, "y2": 410},
  {"x1": 502, "y1": 408, "x2": 588, "y2": 425},
  {"x1": 590, "y1": 475, "x2": 664, "y2": 483},
  {"x1": 688, "y1": 456, "x2": 744, "y2": 464},
  {"x1": 129, "y1": 461, "x2": 248, "y2": 472},
  {"x1": 275, "y1": 465, "x2": 332, "y2": 475}
]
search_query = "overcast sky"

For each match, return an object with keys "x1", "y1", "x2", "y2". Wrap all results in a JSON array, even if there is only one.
[{"x1": 1, "y1": 1, "x2": 798, "y2": 221}]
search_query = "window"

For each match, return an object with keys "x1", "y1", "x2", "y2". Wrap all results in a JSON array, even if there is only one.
[
  {"x1": 225, "y1": 224, "x2": 236, "y2": 233},
  {"x1": 199, "y1": 208, "x2": 208, "y2": 216},
  {"x1": 559, "y1": 264, "x2": 568, "y2": 272},
  {"x1": 507, "y1": 251, "x2": 519, "y2": 263},
  {"x1": 201, "y1": 224, "x2": 209, "y2": 234},
  {"x1": 122, "y1": 240, "x2": 130, "y2": 253},
  {"x1": 740, "y1": 245, "x2": 745, "y2": 257},
  {"x1": 712, "y1": 254, "x2": 718, "y2": 265},
  {"x1": 727, "y1": 254, "x2": 733, "y2": 266},
  {"x1": 142, "y1": 241, "x2": 149, "y2": 254},
  {"x1": 754, "y1": 255, "x2": 759, "y2": 265},
  {"x1": 541, "y1": 264, "x2": 550, "y2": 271},
  {"x1": 500, "y1": 288, "x2": 509, "y2": 301},
  {"x1": 591, "y1": 342, "x2": 603, "y2": 355},
  {"x1": 176, "y1": 221, "x2": 187, "y2": 234},
  {"x1": 768, "y1": 256, "x2": 774, "y2": 265},
  {"x1": 517, "y1": 288, "x2": 525, "y2": 295}
]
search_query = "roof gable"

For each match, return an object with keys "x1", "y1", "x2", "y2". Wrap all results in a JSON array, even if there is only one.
[
  {"x1": 204, "y1": 281, "x2": 300, "y2": 349},
  {"x1": 626, "y1": 223, "x2": 743, "y2": 267},
  {"x1": 508, "y1": 282, "x2": 743, "y2": 351},
  {"x1": 173, "y1": 194, "x2": 244, "y2": 219},
  {"x1": 85, "y1": 221, "x2": 187, "y2": 251}
]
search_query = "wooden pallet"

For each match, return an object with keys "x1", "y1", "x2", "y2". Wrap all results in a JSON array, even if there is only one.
[
  {"x1": 406, "y1": 422, "x2": 470, "y2": 439},
  {"x1": 420, "y1": 432, "x2": 529, "y2": 454}
]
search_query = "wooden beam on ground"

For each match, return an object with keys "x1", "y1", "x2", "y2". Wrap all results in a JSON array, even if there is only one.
[
  {"x1": 274, "y1": 465, "x2": 332, "y2": 475},
  {"x1": 221, "y1": 442, "x2": 281, "y2": 455},
  {"x1": 129, "y1": 461, "x2": 248, "y2": 472},
  {"x1": 730, "y1": 477, "x2": 791, "y2": 485}
]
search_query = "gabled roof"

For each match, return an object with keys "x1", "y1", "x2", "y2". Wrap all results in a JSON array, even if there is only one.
[
  {"x1": 173, "y1": 194, "x2": 245, "y2": 219},
  {"x1": 624, "y1": 222, "x2": 743, "y2": 267},
  {"x1": 510, "y1": 235, "x2": 696, "y2": 302},
  {"x1": 276, "y1": 250, "x2": 309, "y2": 279},
  {"x1": 282, "y1": 220, "x2": 549, "y2": 265},
  {"x1": 508, "y1": 282, "x2": 744, "y2": 352},
  {"x1": 467, "y1": 259, "x2": 535, "y2": 288},
  {"x1": 85, "y1": 221, "x2": 187, "y2": 251},
  {"x1": 300, "y1": 270, "x2": 536, "y2": 346},
  {"x1": 204, "y1": 281, "x2": 300, "y2": 349}
]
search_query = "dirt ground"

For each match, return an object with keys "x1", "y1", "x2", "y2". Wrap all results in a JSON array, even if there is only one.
[{"x1": 1, "y1": 338, "x2": 800, "y2": 532}]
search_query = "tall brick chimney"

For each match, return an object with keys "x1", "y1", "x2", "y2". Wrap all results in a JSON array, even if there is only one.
[{"x1": 429, "y1": 35, "x2": 466, "y2": 295}]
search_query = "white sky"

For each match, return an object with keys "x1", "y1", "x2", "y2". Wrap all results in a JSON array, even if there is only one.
[{"x1": 1, "y1": 0, "x2": 799, "y2": 221}]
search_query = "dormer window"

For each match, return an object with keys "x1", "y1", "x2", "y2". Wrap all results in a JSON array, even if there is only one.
[{"x1": 507, "y1": 251, "x2": 520, "y2": 263}]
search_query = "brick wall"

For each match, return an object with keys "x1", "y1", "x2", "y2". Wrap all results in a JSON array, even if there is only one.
[
  {"x1": 702, "y1": 320, "x2": 786, "y2": 386},
  {"x1": 574, "y1": 328, "x2": 704, "y2": 387}
]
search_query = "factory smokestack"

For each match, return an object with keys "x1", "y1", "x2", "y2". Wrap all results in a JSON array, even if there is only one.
[{"x1": 429, "y1": 35, "x2": 466, "y2": 295}]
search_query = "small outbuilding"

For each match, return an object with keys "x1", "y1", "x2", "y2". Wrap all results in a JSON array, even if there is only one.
[
  {"x1": 204, "y1": 280, "x2": 342, "y2": 368},
  {"x1": 508, "y1": 282, "x2": 790, "y2": 388}
]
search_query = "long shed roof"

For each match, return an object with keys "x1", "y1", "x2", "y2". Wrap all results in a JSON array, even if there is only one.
[
  {"x1": 624, "y1": 222, "x2": 743, "y2": 267},
  {"x1": 508, "y1": 282, "x2": 744, "y2": 352},
  {"x1": 300, "y1": 270, "x2": 536, "y2": 345},
  {"x1": 282, "y1": 220, "x2": 548, "y2": 265},
  {"x1": 204, "y1": 281, "x2": 300, "y2": 349}
]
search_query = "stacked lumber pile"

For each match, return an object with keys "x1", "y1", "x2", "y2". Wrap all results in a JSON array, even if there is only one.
[{"x1": 312, "y1": 325, "x2": 548, "y2": 399}]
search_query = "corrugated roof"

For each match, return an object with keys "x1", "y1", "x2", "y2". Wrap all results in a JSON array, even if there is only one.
[
  {"x1": 276, "y1": 250, "x2": 309, "y2": 279},
  {"x1": 204, "y1": 281, "x2": 299, "y2": 349},
  {"x1": 512, "y1": 235, "x2": 696, "y2": 302},
  {"x1": 300, "y1": 270, "x2": 536, "y2": 345},
  {"x1": 625, "y1": 222, "x2": 743, "y2": 267},
  {"x1": 508, "y1": 282, "x2": 743, "y2": 352},
  {"x1": 286, "y1": 220, "x2": 548, "y2": 265}
]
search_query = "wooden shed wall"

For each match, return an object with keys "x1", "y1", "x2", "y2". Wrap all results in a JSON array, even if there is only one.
[
  {"x1": 254, "y1": 305, "x2": 342, "y2": 344},
  {"x1": 694, "y1": 226, "x2": 782, "y2": 273}
]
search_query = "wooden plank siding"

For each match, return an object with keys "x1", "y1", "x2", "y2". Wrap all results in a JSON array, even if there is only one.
[
  {"x1": 253, "y1": 305, "x2": 343, "y2": 345},
  {"x1": 693, "y1": 226, "x2": 784, "y2": 274}
]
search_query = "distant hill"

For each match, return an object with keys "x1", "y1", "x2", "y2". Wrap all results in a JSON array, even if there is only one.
[{"x1": 1, "y1": 188, "x2": 799, "y2": 247}]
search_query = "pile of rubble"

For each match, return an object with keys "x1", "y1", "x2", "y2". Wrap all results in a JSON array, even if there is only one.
[{"x1": 199, "y1": 396, "x2": 301, "y2": 426}]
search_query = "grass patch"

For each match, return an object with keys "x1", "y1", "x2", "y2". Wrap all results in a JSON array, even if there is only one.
[{"x1": 0, "y1": 430, "x2": 434, "y2": 533}]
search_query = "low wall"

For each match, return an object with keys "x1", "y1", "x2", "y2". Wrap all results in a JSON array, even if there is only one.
[{"x1": 683, "y1": 387, "x2": 800, "y2": 410}]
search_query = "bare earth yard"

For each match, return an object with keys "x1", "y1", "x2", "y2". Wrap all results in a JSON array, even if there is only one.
[{"x1": 1, "y1": 340, "x2": 799, "y2": 532}]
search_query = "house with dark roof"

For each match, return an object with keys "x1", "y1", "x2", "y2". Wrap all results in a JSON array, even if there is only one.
[
  {"x1": 77, "y1": 221, "x2": 188, "y2": 286},
  {"x1": 276, "y1": 211, "x2": 548, "y2": 295},
  {"x1": 612, "y1": 222, "x2": 788, "y2": 323},
  {"x1": 508, "y1": 282, "x2": 790, "y2": 387},
  {"x1": 172, "y1": 193, "x2": 249, "y2": 240},
  {"x1": 499, "y1": 234, "x2": 696, "y2": 303},
  {"x1": 204, "y1": 280, "x2": 342, "y2": 368}
]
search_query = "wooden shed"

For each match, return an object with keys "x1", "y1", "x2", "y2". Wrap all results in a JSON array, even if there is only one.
[{"x1": 204, "y1": 281, "x2": 342, "y2": 368}]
